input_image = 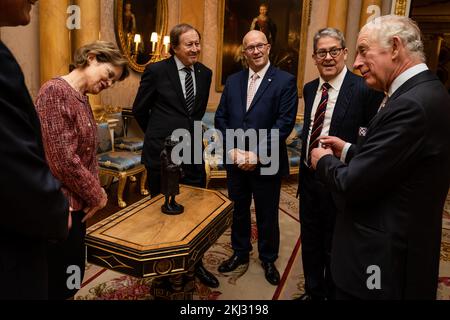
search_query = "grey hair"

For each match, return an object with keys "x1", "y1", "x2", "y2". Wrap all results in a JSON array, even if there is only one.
[
  {"x1": 361, "y1": 15, "x2": 425, "y2": 62},
  {"x1": 313, "y1": 28, "x2": 346, "y2": 52}
]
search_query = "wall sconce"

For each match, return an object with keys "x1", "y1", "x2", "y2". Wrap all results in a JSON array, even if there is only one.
[
  {"x1": 134, "y1": 33, "x2": 141, "y2": 55},
  {"x1": 150, "y1": 32, "x2": 158, "y2": 53},
  {"x1": 163, "y1": 35, "x2": 170, "y2": 55}
]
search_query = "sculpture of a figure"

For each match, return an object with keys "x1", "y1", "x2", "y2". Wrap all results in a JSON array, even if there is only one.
[{"x1": 160, "y1": 136, "x2": 184, "y2": 215}]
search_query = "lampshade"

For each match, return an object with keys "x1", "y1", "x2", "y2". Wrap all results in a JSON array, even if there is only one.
[
  {"x1": 134, "y1": 34, "x2": 141, "y2": 44},
  {"x1": 163, "y1": 35, "x2": 170, "y2": 45},
  {"x1": 150, "y1": 32, "x2": 158, "y2": 43}
]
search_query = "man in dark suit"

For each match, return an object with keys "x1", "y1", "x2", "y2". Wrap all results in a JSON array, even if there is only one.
[
  {"x1": 0, "y1": 0, "x2": 69, "y2": 300},
  {"x1": 311, "y1": 15, "x2": 450, "y2": 299},
  {"x1": 132, "y1": 23, "x2": 218, "y2": 288},
  {"x1": 215, "y1": 30, "x2": 298, "y2": 285},
  {"x1": 298, "y1": 28, "x2": 383, "y2": 300}
]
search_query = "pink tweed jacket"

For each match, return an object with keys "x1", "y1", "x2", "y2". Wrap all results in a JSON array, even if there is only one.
[{"x1": 35, "y1": 77, "x2": 103, "y2": 211}]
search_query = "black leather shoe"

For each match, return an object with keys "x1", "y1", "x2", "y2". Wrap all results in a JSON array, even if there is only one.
[
  {"x1": 218, "y1": 254, "x2": 249, "y2": 273},
  {"x1": 195, "y1": 264, "x2": 219, "y2": 288},
  {"x1": 261, "y1": 261, "x2": 280, "y2": 286}
]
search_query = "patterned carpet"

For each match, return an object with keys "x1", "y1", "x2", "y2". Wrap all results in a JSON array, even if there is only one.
[{"x1": 75, "y1": 179, "x2": 450, "y2": 300}]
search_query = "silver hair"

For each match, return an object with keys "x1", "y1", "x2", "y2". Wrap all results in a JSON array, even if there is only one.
[
  {"x1": 313, "y1": 28, "x2": 346, "y2": 52},
  {"x1": 361, "y1": 15, "x2": 425, "y2": 62}
]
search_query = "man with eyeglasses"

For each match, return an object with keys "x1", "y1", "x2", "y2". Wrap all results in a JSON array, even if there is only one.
[
  {"x1": 297, "y1": 28, "x2": 383, "y2": 300},
  {"x1": 311, "y1": 15, "x2": 450, "y2": 300},
  {"x1": 215, "y1": 30, "x2": 298, "y2": 285}
]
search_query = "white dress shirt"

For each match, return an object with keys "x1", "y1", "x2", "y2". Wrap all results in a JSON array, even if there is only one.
[
  {"x1": 174, "y1": 55, "x2": 196, "y2": 98},
  {"x1": 305, "y1": 66, "x2": 348, "y2": 164}
]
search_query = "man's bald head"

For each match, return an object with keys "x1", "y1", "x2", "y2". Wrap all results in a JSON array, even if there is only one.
[
  {"x1": 242, "y1": 30, "x2": 271, "y2": 72},
  {"x1": 243, "y1": 30, "x2": 268, "y2": 47}
]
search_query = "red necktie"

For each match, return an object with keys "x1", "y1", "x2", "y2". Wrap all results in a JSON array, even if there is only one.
[{"x1": 307, "y1": 82, "x2": 331, "y2": 167}]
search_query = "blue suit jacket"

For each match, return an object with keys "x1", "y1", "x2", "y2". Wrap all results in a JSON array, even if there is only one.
[{"x1": 215, "y1": 65, "x2": 298, "y2": 176}]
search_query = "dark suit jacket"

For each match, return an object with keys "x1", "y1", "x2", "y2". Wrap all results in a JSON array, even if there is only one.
[
  {"x1": 316, "y1": 70, "x2": 450, "y2": 299},
  {"x1": 0, "y1": 41, "x2": 69, "y2": 299},
  {"x1": 300, "y1": 70, "x2": 382, "y2": 166},
  {"x1": 214, "y1": 65, "x2": 298, "y2": 177},
  {"x1": 132, "y1": 56, "x2": 212, "y2": 170}
]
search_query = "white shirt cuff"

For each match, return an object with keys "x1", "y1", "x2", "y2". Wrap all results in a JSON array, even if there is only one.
[{"x1": 340, "y1": 143, "x2": 352, "y2": 163}]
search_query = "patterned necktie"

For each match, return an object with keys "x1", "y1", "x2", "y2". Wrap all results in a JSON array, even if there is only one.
[
  {"x1": 183, "y1": 67, "x2": 195, "y2": 114},
  {"x1": 246, "y1": 73, "x2": 260, "y2": 110},
  {"x1": 307, "y1": 82, "x2": 331, "y2": 167}
]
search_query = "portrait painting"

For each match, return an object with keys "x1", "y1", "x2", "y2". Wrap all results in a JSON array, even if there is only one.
[{"x1": 216, "y1": 0, "x2": 311, "y2": 93}]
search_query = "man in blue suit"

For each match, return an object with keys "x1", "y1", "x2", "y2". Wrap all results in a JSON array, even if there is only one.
[
  {"x1": 215, "y1": 30, "x2": 298, "y2": 285},
  {"x1": 298, "y1": 28, "x2": 383, "y2": 300}
]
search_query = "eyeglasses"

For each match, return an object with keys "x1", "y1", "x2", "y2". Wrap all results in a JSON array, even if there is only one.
[
  {"x1": 105, "y1": 65, "x2": 118, "y2": 87},
  {"x1": 243, "y1": 43, "x2": 268, "y2": 53},
  {"x1": 314, "y1": 47, "x2": 344, "y2": 59}
]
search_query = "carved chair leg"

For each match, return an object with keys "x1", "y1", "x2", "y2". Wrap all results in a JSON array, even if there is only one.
[
  {"x1": 140, "y1": 169, "x2": 149, "y2": 196},
  {"x1": 117, "y1": 174, "x2": 127, "y2": 208},
  {"x1": 104, "y1": 175, "x2": 114, "y2": 190},
  {"x1": 204, "y1": 163, "x2": 211, "y2": 189}
]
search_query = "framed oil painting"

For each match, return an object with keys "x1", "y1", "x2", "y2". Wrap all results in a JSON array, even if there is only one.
[{"x1": 216, "y1": 0, "x2": 311, "y2": 95}]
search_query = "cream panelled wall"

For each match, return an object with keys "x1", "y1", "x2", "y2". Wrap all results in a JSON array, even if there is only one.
[
  {"x1": 0, "y1": 5, "x2": 40, "y2": 98},
  {"x1": 1, "y1": 0, "x2": 395, "y2": 110}
]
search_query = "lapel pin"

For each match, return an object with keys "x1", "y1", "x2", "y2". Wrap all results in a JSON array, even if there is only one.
[{"x1": 268, "y1": 79, "x2": 272, "y2": 82}]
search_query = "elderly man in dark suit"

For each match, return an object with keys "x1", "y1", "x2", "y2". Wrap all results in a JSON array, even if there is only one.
[
  {"x1": 215, "y1": 30, "x2": 298, "y2": 285},
  {"x1": 132, "y1": 23, "x2": 218, "y2": 288},
  {"x1": 0, "y1": 0, "x2": 69, "y2": 300},
  {"x1": 312, "y1": 15, "x2": 450, "y2": 299},
  {"x1": 298, "y1": 28, "x2": 383, "y2": 300}
]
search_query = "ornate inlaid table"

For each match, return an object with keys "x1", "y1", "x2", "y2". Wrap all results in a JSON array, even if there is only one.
[{"x1": 85, "y1": 185, "x2": 233, "y2": 299}]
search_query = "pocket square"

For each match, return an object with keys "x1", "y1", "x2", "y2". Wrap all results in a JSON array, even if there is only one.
[{"x1": 358, "y1": 127, "x2": 367, "y2": 137}]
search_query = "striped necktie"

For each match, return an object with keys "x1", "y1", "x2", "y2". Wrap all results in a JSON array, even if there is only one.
[
  {"x1": 307, "y1": 82, "x2": 331, "y2": 167},
  {"x1": 183, "y1": 67, "x2": 195, "y2": 114}
]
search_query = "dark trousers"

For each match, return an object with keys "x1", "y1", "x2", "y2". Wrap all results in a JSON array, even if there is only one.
[
  {"x1": 47, "y1": 210, "x2": 86, "y2": 300},
  {"x1": 335, "y1": 286, "x2": 359, "y2": 300},
  {"x1": 227, "y1": 168, "x2": 281, "y2": 263},
  {"x1": 299, "y1": 164, "x2": 336, "y2": 299},
  {"x1": 0, "y1": 237, "x2": 48, "y2": 300}
]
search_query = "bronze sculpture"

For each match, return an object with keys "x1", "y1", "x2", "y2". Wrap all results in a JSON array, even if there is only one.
[{"x1": 160, "y1": 136, "x2": 184, "y2": 215}]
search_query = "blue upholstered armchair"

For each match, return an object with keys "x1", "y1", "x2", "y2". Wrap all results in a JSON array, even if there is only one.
[
  {"x1": 106, "y1": 112, "x2": 144, "y2": 152},
  {"x1": 97, "y1": 120, "x2": 148, "y2": 207},
  {"x1": 202, "y1": 112, "x2": 303, "y2": 188}
]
